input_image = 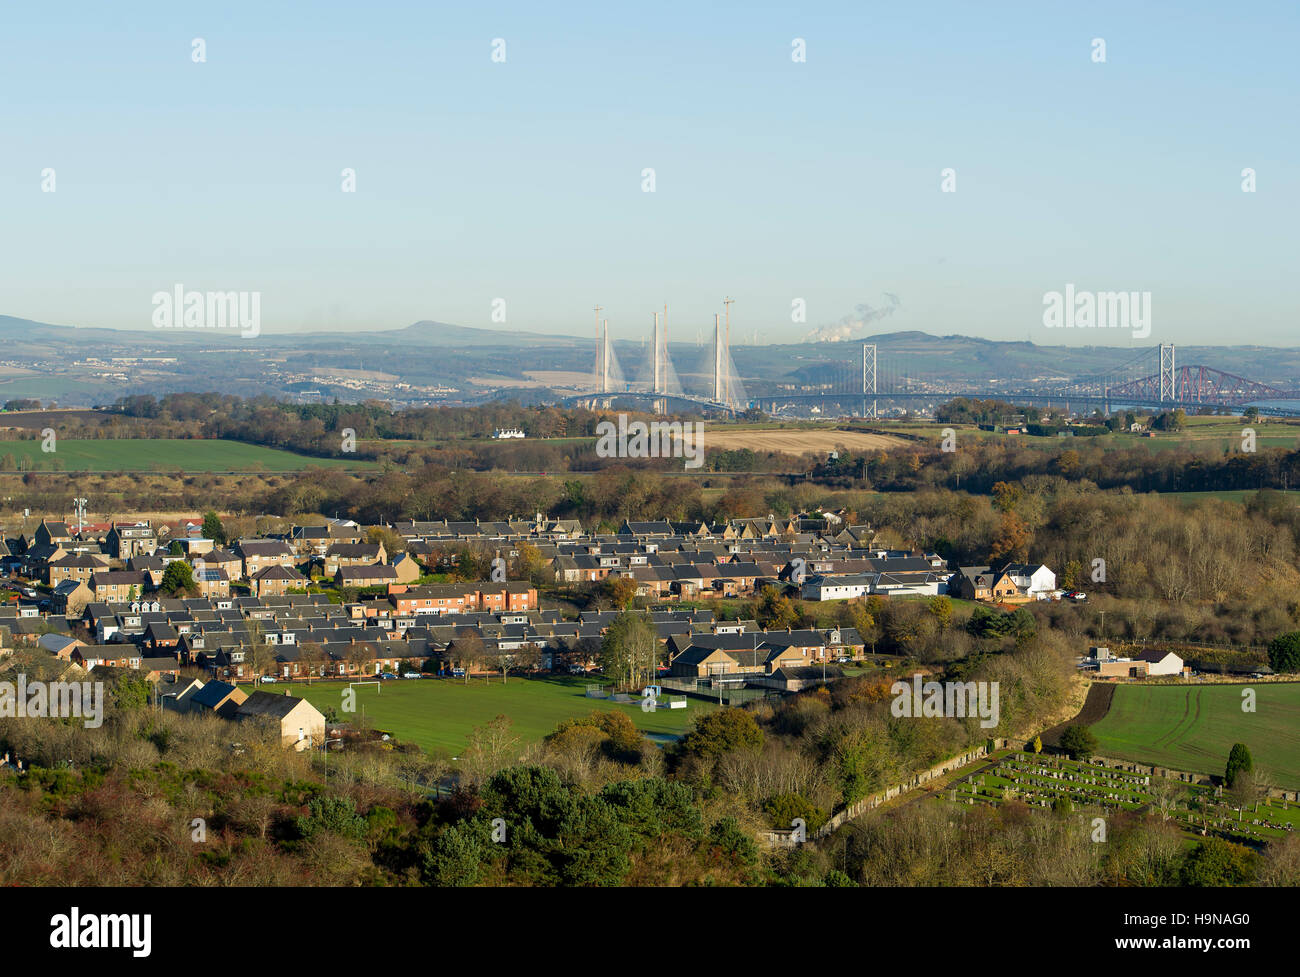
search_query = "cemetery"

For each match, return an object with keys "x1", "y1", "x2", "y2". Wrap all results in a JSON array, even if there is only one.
[{"x1": 944, "y1": 751, "x2": 1300, "y2": 845}]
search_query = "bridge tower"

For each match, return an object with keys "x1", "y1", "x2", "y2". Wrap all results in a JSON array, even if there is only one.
[
  {"x1": 1159, "y1": 344, "x2": 1176, "y2": 403},
  {"x1": 713, "y1": 313, "x2": 722, "y2": 403},
  {"x1": 652, "y1": 311, "x2": 661, "y2": 395},
  {"x1": 862, "y1": 343, "x2": 877, "y2": 419},
  {"x1": 723, "y1": 297, "x2": 735, "y2": 407},
  {"x1": 602, "y1": 319, "x2": 611, "y2": 394}
]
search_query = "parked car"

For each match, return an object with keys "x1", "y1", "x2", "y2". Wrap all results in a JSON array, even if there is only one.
[
  {"x1": 1067, "y1": 591, "x2": 1087, "y2": 601},
  {"x1": 259, "y1": 675, "x2": 277, "y2": 684},
  {"x1": 379, "y1": 672, "x2": 398, "y2": 680},
  {"x1": 566, "y1": 664, "x2": 587, "y2": 675},
  {"x1": 402, "y1": 672, "x2": 421, "y2": 679}
]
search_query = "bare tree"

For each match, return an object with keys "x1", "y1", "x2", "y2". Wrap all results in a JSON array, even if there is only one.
[{"x1": 451, "y1": 629, "x2": 486, "y2": 684}]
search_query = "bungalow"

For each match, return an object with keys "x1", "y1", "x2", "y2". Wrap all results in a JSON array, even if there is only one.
[
  {"x1": 1133, "y1": 649, "x2": 1185, "y2": 677},
  {"x1": 801, "y1": 573, "x2": 874, "y2": 602},
  {"x1": 160, "y1": 677, "x2": 205, "y2": 712},
  {"x1": 71, "y1": 645, "x2": 143, "y2": 671}
]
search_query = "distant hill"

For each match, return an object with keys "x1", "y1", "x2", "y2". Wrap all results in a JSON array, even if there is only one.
[
  {"x1": 1, "y1": 313, "x2": 1297, "y2": 404},
  {"x1": 0, "y1": 316, "x2": 584, "y2": 349}
]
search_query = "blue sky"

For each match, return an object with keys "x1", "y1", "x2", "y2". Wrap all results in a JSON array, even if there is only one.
[{"x1": 2, "y1": 1, "x2": 1296, "y2": 346}]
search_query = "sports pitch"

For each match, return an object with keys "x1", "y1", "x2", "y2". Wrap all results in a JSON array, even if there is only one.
[{"x1": 282, "y1": 675, "x2": 718, "y2": 755}]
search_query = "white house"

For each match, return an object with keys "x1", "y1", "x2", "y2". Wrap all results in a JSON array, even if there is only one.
[
  {"x1": 1001, "y1": 563, "x2": 1056, "y2": 597},
  {"x1": 801, "y1": 574, "x2": 874, "y2": 601},
  {"x1": 1134, "y1": 649, "x2": 1184, "y2": 676}
]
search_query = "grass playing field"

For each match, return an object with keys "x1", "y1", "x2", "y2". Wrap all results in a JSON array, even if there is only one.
[
  {"x1": 0, "y1": 438, "x2": 375, "y2": 472},
  {"x1": 280, "y1": 675, "x2": 717, "y2": 756},
  {"x1": 1091, "y1": 683, "x2": 1300, "y2": 789}
]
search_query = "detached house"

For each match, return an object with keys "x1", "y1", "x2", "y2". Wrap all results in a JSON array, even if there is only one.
[
  {"x1": 1000, "y1": 563, "x2": 1056, "y2": 598},
  {"x1": 234, "y1": 691, "x2": 326, "y2": 750}
]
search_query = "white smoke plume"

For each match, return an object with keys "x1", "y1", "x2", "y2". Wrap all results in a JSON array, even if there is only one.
[{"x1": 805, "y1": 293, "x2": 901, "y2": 342}]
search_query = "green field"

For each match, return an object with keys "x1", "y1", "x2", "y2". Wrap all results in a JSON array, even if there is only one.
[
  {"x1": 0, "y1": 439, "x2": 375, "y2": 472},
  {"x1": 1092, "y1": 683, "x2": 1300, "y2": 789},
  {"x1": 883, "y1": 416, "x2": 1300, "y2": 454},
  {"x1": 280, "y1": 676, "x2": 717, "y2": 755}
]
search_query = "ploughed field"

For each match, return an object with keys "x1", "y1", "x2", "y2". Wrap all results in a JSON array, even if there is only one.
[{"x1": 1091, "y1": 683, "x2": 1300, "y2": 789}]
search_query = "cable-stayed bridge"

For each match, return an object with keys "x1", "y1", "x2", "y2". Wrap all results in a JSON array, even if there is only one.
[{"x1": 570, "y1": 326, "x2": 1300, "y2": 417}]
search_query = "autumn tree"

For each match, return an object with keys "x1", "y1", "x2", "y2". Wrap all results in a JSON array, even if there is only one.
[
  {"x1": 603, "y1": 575, "x2": 639, "y2": 610},
  {"x1": 755, "y1": 585, "x2": 800, "y2": 630},
  {"x1": 990, "y1": 512, "x2": 1032, "y2": 563},
  {"x1": 927, "y1": 595, "x2": 953, "y2": 630}
]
